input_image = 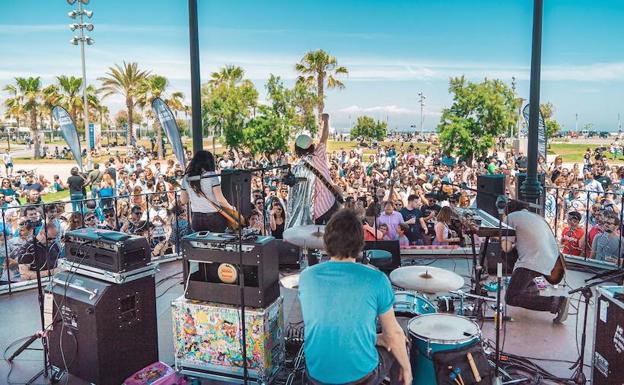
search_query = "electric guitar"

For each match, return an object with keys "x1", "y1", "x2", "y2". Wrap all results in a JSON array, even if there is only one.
[{"x1": 301, "y1": 160, "x2": 345, "y2": 204}]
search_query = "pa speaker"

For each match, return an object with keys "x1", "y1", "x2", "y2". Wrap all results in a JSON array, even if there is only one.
[
  {"x1": 220, "y1": 169, "x2": 252, "y2": 219},
  {"x1": 476, "y1": 174, "x2": 506, "y2": 219}
]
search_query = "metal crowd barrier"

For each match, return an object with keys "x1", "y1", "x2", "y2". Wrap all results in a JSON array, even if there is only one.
[{"x1": 0, "y1": 189, "x2": 190, "y2": 295}]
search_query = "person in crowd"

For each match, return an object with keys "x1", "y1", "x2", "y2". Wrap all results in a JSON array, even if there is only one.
[
  {"x1": 3, "y1": 150, "x2": 13, "y2": 176},
  {"x1": 52, "y1": 175, "x2": 66, "y2": 192},
  {"x1": 17, "y1": 221, "x2": 60, "y2": 281},
  {"x1": 247, "y1": 209, "x2": 265, "y2": 235},
  {"x1": 169, "y1": 204, "x2": 190, "y2": 252},
  {"x1": 21, "y1": 174, "x2": 43, "y2": 196},
  {"x1": 298, "y1": 209, "x2": 411, "y2": 385},
  {"x1": 67, "y1": 167, "x2": 87, "y2": 212},
  {"x1": 591, "y1": 211, "x2": 623, "y2": 264},
  {"x1": 376, "y1": 201, "x2": 404, "y2": 241},
  {"x1": 502, "y1": 200, "x2": 570, "y2": 323},
  {"x1": 87, "y1": 163, "x2": 104, "y2": 199},
  {"x1": 180, "y1": 150, "x2": 236, "y2": 233},
  {"x1": 396, "y1": 223, "x2": 410, "y2": 247},
  {"x1": 83, "y1": 211, "x2": 98, "y2": 228},
  {"x1": 1, "y1": 178, "x2": 17, "y2": 198},
  {"x1": 99, "y1": 208, "x2": 118, "y2": 231},
  {"x1": 68, "y1": 212, "x2": 83, "y2": 231},
  {"x1": 400, "y1": 194, "x2": 427, "y2": 245},
  {"x1": 432, "y1": 206, "x2": 461, "y2": 246},
  {"x1": 560, "y1": 211, "x2": 585, "y2": 256},
  {"x1": 269, "y1": 199, "x2": 285, "y2": 239},
  {"x1": 0, "y1": 227, "x2": 19, "y2": 284},
  {"x1": 99, "y1": 174, "x2": 115, "y2": 209}
]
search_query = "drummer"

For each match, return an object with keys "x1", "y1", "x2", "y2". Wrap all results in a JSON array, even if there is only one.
[{"x1": 298, "y1": 209, "x2": 412, "y2": 385}]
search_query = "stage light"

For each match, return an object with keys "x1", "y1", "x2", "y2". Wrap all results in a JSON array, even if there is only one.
[
  {"x1": 80, "y1": 0, "x2": 90, "y2": 3},
  {"x1": 84, "y1": 10, "x2": 93, "y2": 18},
  {"x1": 70, "y1": 37, "x2": 79, "y2": 45},
  {"x1": 68, "y1": 10, "x2": 78, "y2": 19},
  {"x1": 66, "y1": 0, "x2": 77, "y2": 4},
  {"x1": 69, "y1": 23, "x2": 79, "y2": 31},
  {"x1": 84, "y1": 23, "x2": 94, "y2": 31},
  {"x1": 85, "y1": 37, "x2": 94, "y2": 45}
]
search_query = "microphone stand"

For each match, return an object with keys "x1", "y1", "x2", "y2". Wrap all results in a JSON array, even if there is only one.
[{"x1": 568, "y1": 269, "x2": 624, "y2": 385}]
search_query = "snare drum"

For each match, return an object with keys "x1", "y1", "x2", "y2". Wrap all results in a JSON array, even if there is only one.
[
  {"x1": 408, "y1": 314, "x2": 481, "y2": 385},
  {"x1": 393, "y1": 291, "x2": 437, "y2": 318}
]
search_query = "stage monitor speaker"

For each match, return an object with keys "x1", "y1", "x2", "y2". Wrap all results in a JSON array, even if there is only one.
[
  {"x1": 592, "y1": 286, "x2": 624, "y2": 385},
  {"x1": 481, "y1": 239, "x2": 518, "y2": 276},
  {"x1": 476, "y1": 174, "x2": 506, "y2": 219},
  {"x1": 220, "y1": 169, "x2": 252, "y2": 219},
  {"x1": 46, "y1": 271, "x2": 158, "y2": 385},
  {"x1": 363, "y1": 240, "x2": 401, "y2": 273},
  {"x1": 277, "y1": 240, "x2": 300, "y2": 267}
]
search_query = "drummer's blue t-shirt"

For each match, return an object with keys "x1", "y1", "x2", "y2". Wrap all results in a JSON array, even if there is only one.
[{"x1": 298, "y1": 261, "x2": 394, "y2": 383}]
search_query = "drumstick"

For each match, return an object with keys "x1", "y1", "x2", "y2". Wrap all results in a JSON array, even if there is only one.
[{"x1": 467, "y1": 352, "x2": 481, "y2": 382}]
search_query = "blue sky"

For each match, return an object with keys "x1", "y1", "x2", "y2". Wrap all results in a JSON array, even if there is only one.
[{"x1": 1, "y1": 0, "x2": 624, "y2": 131}]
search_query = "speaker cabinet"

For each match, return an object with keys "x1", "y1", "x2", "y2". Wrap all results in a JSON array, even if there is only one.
[
  {"x1": 476, "y1": 174, "x2": 506, "y2": 219},
  {"x1": 220, "y1": 169, "x2": 252, "y2": 219},
  {"x1": 46, "y1": 271, "x2": 158, "y2": 385}
]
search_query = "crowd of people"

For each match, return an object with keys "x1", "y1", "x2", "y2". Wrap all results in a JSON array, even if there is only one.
[{"x1": 1, "y1": 133, "x2": 623, "y2": 286}]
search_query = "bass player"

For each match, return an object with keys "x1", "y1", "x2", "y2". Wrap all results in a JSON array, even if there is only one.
[
  {"x1": 501, "y1": 200, "x2": 570, "y2": 323},
  {"x1": 286, "y1": 113, "x2": 343, "y2": 228}
]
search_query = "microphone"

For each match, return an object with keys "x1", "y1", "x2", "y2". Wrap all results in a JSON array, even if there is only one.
[{"x1": 495, "y1": 195, "x2": 508, "y2": 214}]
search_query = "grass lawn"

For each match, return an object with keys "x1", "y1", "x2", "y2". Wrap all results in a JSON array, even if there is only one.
[{"x1": 548, "y1": 143, "x2": 624, "y2": 164}]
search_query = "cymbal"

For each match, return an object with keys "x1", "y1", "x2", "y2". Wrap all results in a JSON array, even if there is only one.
[
  {"x1": 390, "y1": 266, "x2": 464, "y2": 294},
  {"x1": 280, "y1": 274, "x2": 300, "y2": 290},
  {"x1": 283, "y1": 225, "x2": 326, "y2": 250}
]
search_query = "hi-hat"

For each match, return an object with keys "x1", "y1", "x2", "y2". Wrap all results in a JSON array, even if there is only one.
[
  {"x1": 283, "y1": 225, "x2": 326, "y2": 250},
  {"x1": 390, "y1": 266, "x2": 464, "y2": 294}
]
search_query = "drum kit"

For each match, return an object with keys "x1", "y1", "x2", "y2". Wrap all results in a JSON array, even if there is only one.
[{"x1": 281, "y1": 224, "x2": 495, "y2": 385}]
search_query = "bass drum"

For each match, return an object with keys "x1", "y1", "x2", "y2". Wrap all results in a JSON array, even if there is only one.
[{"x1": 408, "y1": 314, "x2": 481, "y2": 385}]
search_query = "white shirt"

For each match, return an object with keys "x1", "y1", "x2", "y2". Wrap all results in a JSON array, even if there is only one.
[
  {"x1": 506, "y1": 209, "x2": 559, "y2": 276},
  {"x1": 3, "y1": 153, "x2": 12, "y2": 164},
  {"x1": 181, "y1": 172, "x2": 220, "y2": 214},
  {"x1": 219, "y1": 159, "x2": 234, "y2": 169}
]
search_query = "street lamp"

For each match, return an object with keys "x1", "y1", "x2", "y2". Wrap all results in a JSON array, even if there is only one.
[
  {"x1": 417, "y1": 92, "x2": 426, "y2": 135},
  {"x1": 67, "y1": 0, "x2": 94, "y2": 148}
]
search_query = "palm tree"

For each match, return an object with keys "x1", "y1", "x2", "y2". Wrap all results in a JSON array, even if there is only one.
[
  {"x1": 295, "y1": 49, "x2": 348, "y2": 126},
  {"x1": 98, "y1": 62, "x2": 150, "y2": 142},
  {"x1": 136, "y1": 74, "x2": 169, "y2": 159},
  {"x1": 208, "y1": 65, "x2": 245, "y2": 87},
  {"x1": 56, "y1": 75, "x2": 83, "y2": 125},
  {"x1": 13, "y1": 77, "x2": 43, "y2": 158},
  {"x1": 3, "y1": 84, "x2": 26, "y2": 149},
  {"x1": 166, "y1": 91, "x2": 185, "y2": 118},
  {"x1": 42, "y1": 85, "x2": 61, "y2": 131}
]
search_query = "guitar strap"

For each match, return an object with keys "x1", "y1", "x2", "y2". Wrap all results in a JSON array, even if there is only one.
[{"x1": 301, "y1": 159, "x2": 345, "y2": 204}]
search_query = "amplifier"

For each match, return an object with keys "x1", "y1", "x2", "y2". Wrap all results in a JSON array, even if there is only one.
[
  {"x1": 46, "y1": 270, "x2": 158, "y2": 385},
  {"x1": 182, "y1": 232, "x2": 279, "y2": 307},
  {"x1": 592, "y1": 286, "x2": 624, "y2": 385},
  {"x1": 173, "y1": 295, "x2": 284, "y2": 384},
  {"x1": 65, "y1": 228, "x2": 151, "y2": 273}
]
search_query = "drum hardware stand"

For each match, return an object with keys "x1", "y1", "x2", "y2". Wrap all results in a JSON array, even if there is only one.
[
  {"x1": 493, "y1": 195, "x2": 509, "y2": 385},
  {"x1": 568, "y1": 268, "x2": 624, "y2": 385},
  {"x1": 7, "y1": 257, "x2": 60, "y2": 384}
]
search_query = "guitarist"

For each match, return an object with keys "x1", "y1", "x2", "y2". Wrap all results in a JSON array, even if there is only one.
[
  {"x1": 286, "y1": 113, "x2": 342, "y2": 228},
  {"x1": 502, "y1": 200, "x2": 570, "y2": 324},
  {"x1": 179, "y1": 150, "x2": 237, "y2": 233}
]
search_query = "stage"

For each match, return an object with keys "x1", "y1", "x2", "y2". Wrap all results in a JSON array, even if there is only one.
[{"x1": 0, "y1": 258, "x2": 600, "y2": 384}]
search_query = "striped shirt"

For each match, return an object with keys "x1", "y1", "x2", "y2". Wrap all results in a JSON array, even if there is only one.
[{"x1": 312, "y1": 143, "x2": 335, "y2": 219}]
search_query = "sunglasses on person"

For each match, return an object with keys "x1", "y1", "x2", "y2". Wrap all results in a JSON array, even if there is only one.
[
  {"x1": 132, "y1": 210, "x2": 143, "y2": 216},
  {"x1": 105, "y1": 213, "x2": 114, "y2": 219},
  {"x1": 394, "y1": 202, "x2": 403, "y2": 207},
  {"x1": 85, "y1": 216, "x2": 96, "y2": 222}
]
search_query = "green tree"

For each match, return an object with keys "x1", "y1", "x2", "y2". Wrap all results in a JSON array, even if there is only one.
[
  {"x1": 98, "y1": 62, "x2": 150, "y2": 141},
  {"x1": 295, "y1": 49, "x2": 348, "y2": 127},
  {"x1": 437, "y1": 76, "x2": 517, "y2": 163},
  {"x1": 540, "y1": 102, "x2": 561, "y2": 140},
  {"x1": 3, "y1": 83, "x2": 26, "y2": 136},
  {"x1": 10, "y1": 77, "x2": 44, "y2": 158},
  {"x1": 208, "y1": 65, "x2": 245, "y2": 87},
  {"x1": 56, "y1": 75, "x2": 83, "y2": 127},
  {"x1": 350, "y1": 115, "x2": 388, "y2": 143},
  {"x1": 136, "y1": 74, "x2": 170, "y2": 159},
  {"x1": 243, "y1": 108, "x2": 289, "y2": 155},
  {"x1": 201, "y1": 66, "x2": 258, "y2": 151}
]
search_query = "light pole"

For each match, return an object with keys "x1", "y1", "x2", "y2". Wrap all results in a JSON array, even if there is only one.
[
  {"x1": 417, "y1": 92, "x2": 425, "y2": 135},
  {"x1": 67, "y1": 0, "x2": 94, "y2": 149},
  {"x1": 575, "y1": 113, "x2": 578, "y2": 132}
]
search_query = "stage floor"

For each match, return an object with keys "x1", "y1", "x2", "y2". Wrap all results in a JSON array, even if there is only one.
[{"x1": 0, "y1": 258, "x2": 604, "y2": 384}]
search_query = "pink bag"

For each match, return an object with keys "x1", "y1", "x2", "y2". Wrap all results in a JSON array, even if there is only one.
[{"x1": 123, "y1": 361, "x2": 186, "y2": 385}]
